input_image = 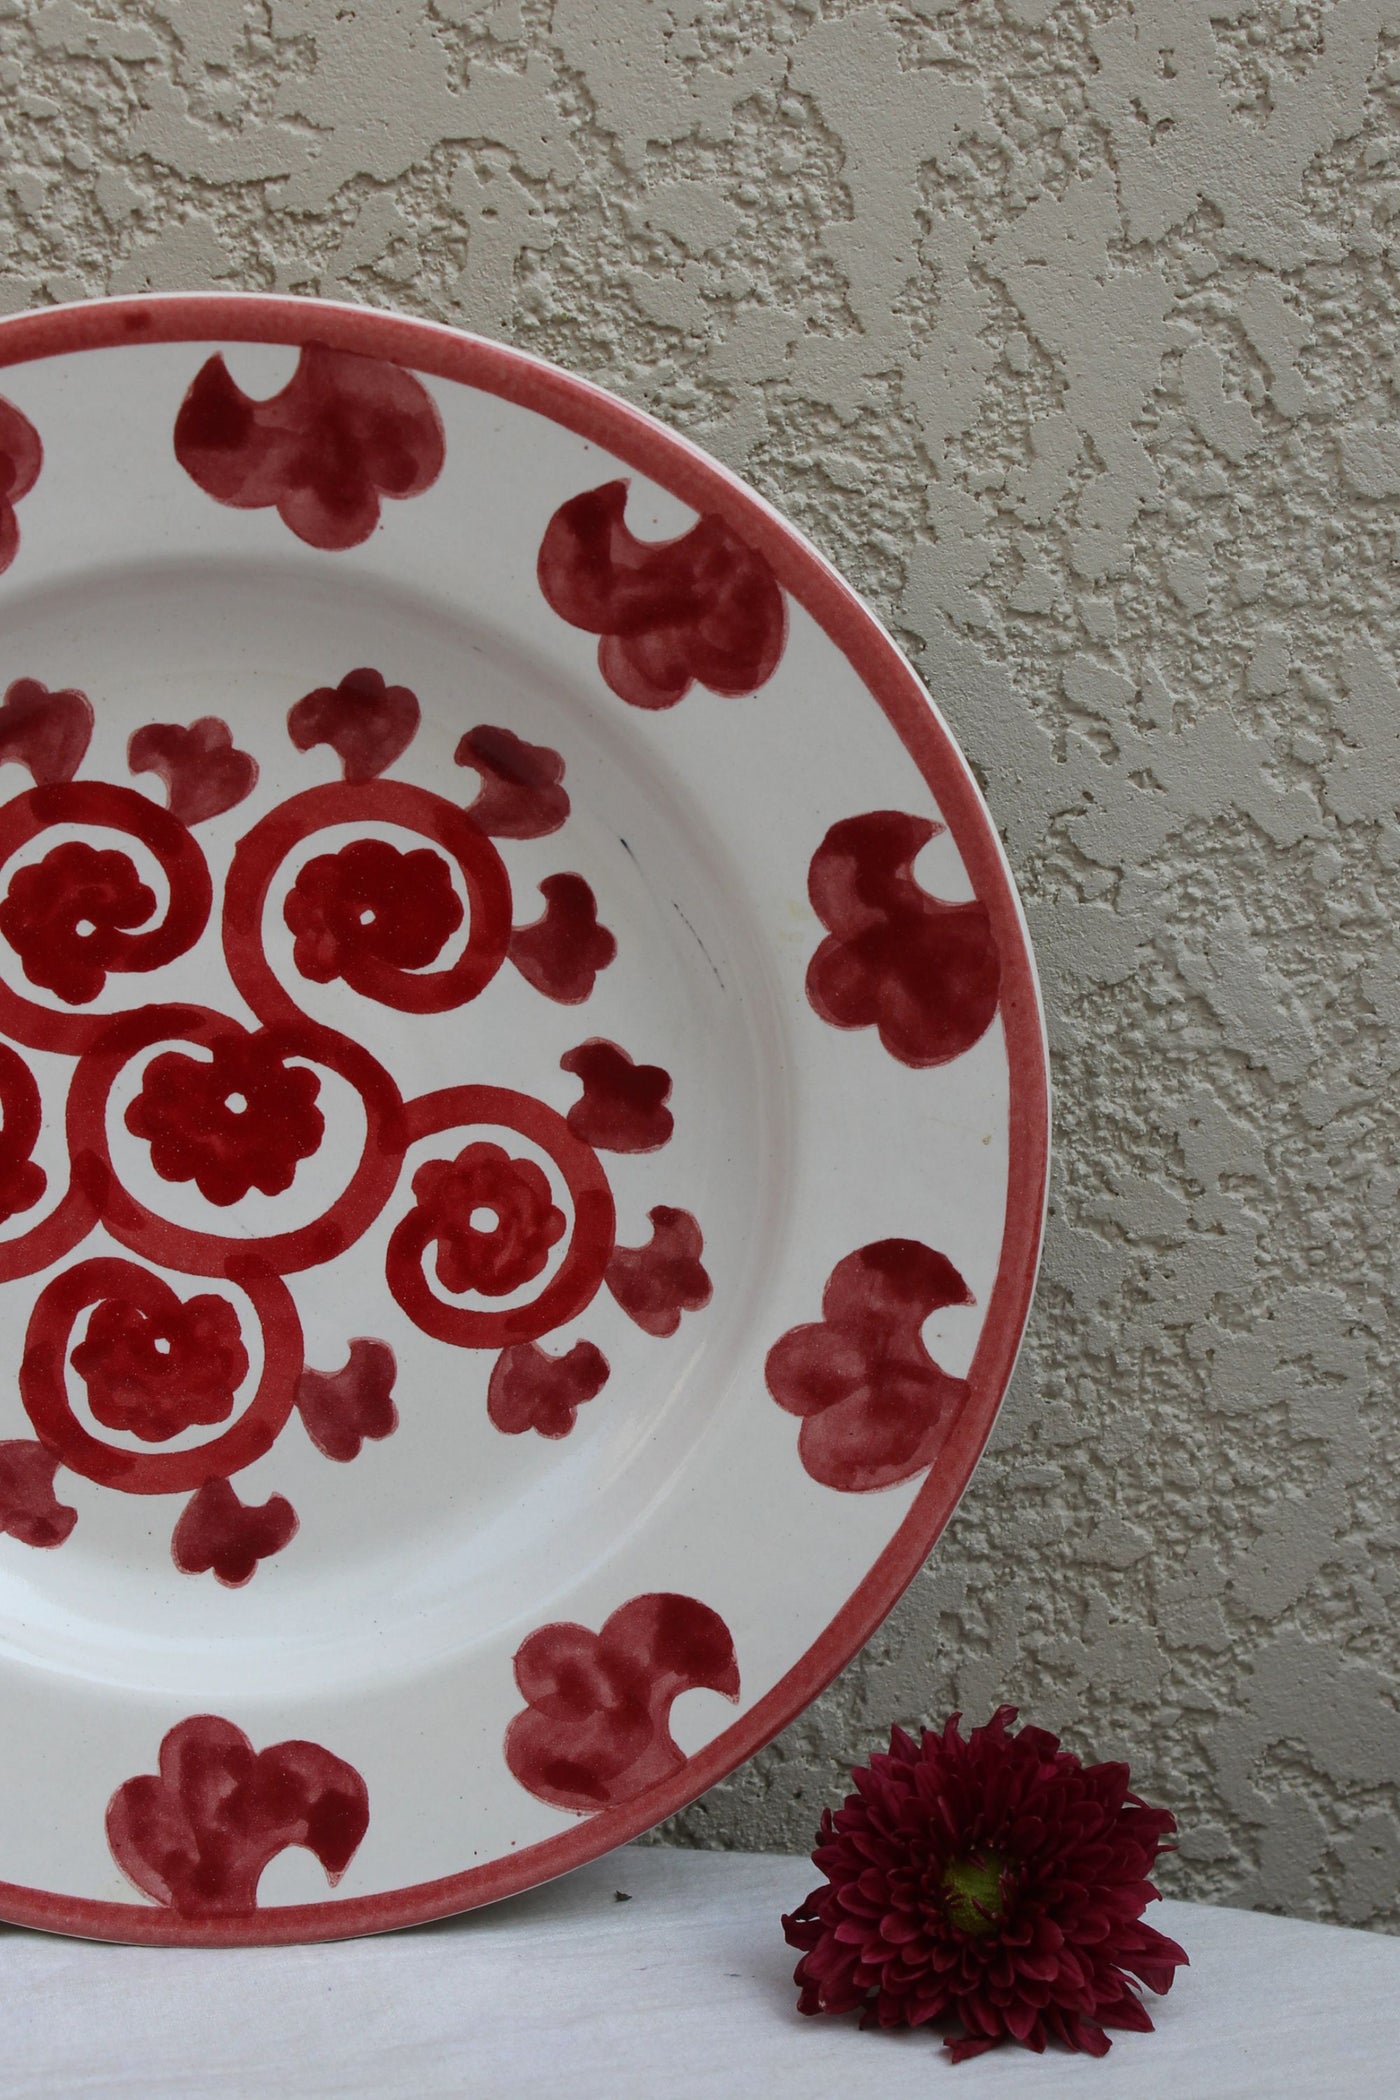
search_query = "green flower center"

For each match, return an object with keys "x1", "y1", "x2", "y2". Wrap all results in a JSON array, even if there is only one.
[{"x1": 941, "y1": 1853, "x2": 1008, "y2": 1935}]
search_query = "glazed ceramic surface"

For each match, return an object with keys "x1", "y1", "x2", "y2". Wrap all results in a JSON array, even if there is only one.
[{"x1": 0, "y1": 296, "x2": 1047, "y2": 1944}]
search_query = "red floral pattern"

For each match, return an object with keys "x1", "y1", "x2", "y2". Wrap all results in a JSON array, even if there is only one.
[
  {"x1": 509, "y1": 874, "x2": 616, "y2": 1004},
  {"x1": 107, "y1": 1716, "x2": 369, "y2": 1917},
  {"x1": 285, "y1": 838, "x2": 463, "y2": 986},
  {"x1": 0, "y1": 678, "x2": 93, "y2": 784},
  {"x1": 295, "y1": 1339, "x2": 398, "y2": 1463},
  {"x1": 0, "y1": 1439, "x2": 76, "y2": 1548},
  {"x1": 409, "y1": 1141, "x2": 565, "y2": 1297},
  {"x1": 766, "y1": 1240, "x2": 973, "y2": 1492},
  {"x1": 288, "y1": 667, "x2": 420, "y2": 782},
  {"x1": 174, "y1": 343, "x2": 445, "y2": 551},
  {"x1": 561, "y1": 1039, "x2": 674, "y2": 1153},
  {"x1": 0, "y1": 1039, "x2": 45, "y2": 1226},
  {"x1": 0, "y1": 395, "x2": 41, "y2": 575},
  {"x1": 505, "y1": 1593, "x2": 740, "y2": 1812},
  {"x1": 0, "y1": 840, "x2": 156, "y2": 1005},
  {"x1": 125, "y1": 1027, "x2": 325, "y2": 1206},
  {"x1": 128, "y1": 717, "x2": 258, "y2": 825},
  {"x1": 807, "y1": 812, "x2": 1001, "y2": 1069},
  {"x1": 487, "y1": 1338, "x2": 610, "y2": 1439},
  {"x1": 538, "y1": 480, "x2": 787, "y2": 709},
  {"x1": 171, "y1": 1478, "x2": 298, "y2": 1587},
  {"x1": 71, "y1": 1288, "x2": 249, "y2": 1442},
  {"x1": 456, "y1": 724, "x2": 569, "y2": 838},
  {"x1": 605, "y1": 1207, "x2": 712, "y2": 1337}
]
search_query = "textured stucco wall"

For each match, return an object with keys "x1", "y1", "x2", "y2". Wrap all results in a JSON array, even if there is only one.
[{"x1": 1, "y1": 0, "x2": 1398, "y2": 1928}]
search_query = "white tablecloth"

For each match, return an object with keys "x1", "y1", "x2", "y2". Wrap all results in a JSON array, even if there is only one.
[{"x1": 2, "y1": 1845, "x2": 1395, "y2": 2096}]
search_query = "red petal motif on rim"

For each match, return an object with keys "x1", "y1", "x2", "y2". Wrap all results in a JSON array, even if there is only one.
[
  {"x1": 0, "y1": 678, "x2": 92, "y2": 784},
  {"x1": 72, "y1": 1287, "x2": 249, "y2": 1443},
  {"x1": 295, "y1": 1339, "x2": 398, "y2": 1463},
  {"x1": 561, "y1": 1039, "x2": 673, "y2": 1153},
  {"x1": 172, "y1": 1477, "x2": 298, "y2": 1587},
  {"x1": 509, "y1": 874, "x2": 616, "y2": 1004},
  {"x1": 487, "y1": 1338, "x2": 609, "y2": 1439},
  {"x1": 765, "y1": 1239, "x2": 974, "y2": 1492},
  {"x1": 605, "y1": 1206, "x2": 711, "y2": 1337},
  {"x1": 806, "y1": 812, "x2": 1001, "y2": 1069},
  {"x1": 0, "y1": 1439, "x2": 76, "y2": 1548},
  {"x1": 505, "y1": 1593, "x2": 740, "y2": 1813},
  {"x1": 128, "y1": 718, "x2": 258, "y2": 825},
  {"x1": 455, "y1": 724, "x2": 569, "y2": 839},
  {"x1": 537, "y1": 480, "x2": 787, "y2": 709},
  {"x1": 288, "y1": 668, "x2": 420, "y2": 782},
  {"x1": 0, "y1": 397, "x2": 42, "y2": 575},
  {"x1": 107, "y1": 1716, "x2": 370, "y2": 1917},
  {"x1": 173, "y1": 343, "x2": 445, "y2": 551}
]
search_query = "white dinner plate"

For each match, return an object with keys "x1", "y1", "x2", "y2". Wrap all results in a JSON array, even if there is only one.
[{"x1": 0, "y1": 295, "x2": 1047, "y2": 1943}]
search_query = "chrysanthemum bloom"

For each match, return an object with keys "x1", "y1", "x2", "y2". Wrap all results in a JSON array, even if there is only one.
[{"x1": 783, "y1": 1707, "x2": 1187, "y2": 2062}]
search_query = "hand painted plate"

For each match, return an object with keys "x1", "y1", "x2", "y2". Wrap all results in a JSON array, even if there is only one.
[{"x1": 0, "y1": 295, "x2": 1047, "y2": 1944}]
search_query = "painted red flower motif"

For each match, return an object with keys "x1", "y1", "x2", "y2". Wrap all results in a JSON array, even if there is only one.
[
  {"x1": 765, "y1": 1240, "x2": 973, "y2": 1492},
  {"x1": 124, "y1": 1028, "x2": 325, "y2": 1206},
  {"x1": 488, "y1": 1338, "x2": 610, "y2": 1439},
  {"x1": 456, "y1": 724, "x2": 569, "y2": 838},
  {"x1": 505, "y1": 1592, "x2": 740, "y2": 1813},
  {"x1": 510, "y1": 874, "x2": 616, "y2": 1004},
  {"x1": 71, "y1": 1289, "x2": 249, "y2": 1443},
  {"x1": 0, "y1": 677, "x2": 93, "y2": 783},
  {"x1": 410, "y1": 1141, "x2": 565, "y2": 1297},
  {"x1": 0, "y1": 1439, "x2": 77, "y2": 1548},
  {"x1": 537, "y1": 479, "x2": 787, "y2": 709},
  {"x1": 0, "y1": 840, "x2": 156, "y2": 1004},
  {"x1": 784, "y1": 1710, "x2": 1188, "y2": 2062},
  {"x1": 128, "y1": 717, "x2": 258, "y2": 825},
  {"x1": 284, "y1": 838, "x2": 464, "y2": 986},
  {"x1": 107, "y1": 1715, "x2": 370, "y2": 1918},
  {"x1": 0, "y1": 394, "x2": 42, "y2": 575},
  {"x1": 606, "y1": 1206, "x2": 712, "y2": 1337},
  {"x1": 172, "y1": 1478, "x2": 298, "y2": 1587},
  {"x1": 288, "y1": 667, "x2": 421, "y2": 783},
  {"x1": 806, "y1": 812, "x2": 1001, "y2": 1069},
  {"x1": 295, "y1": 1338, "x2": 399, "y2": 1462},
  {"x1": 562, "y1": 1039, "x2": 674, "y2": 1153},
  {"x1": 0, "y1": 1039, "x2": 45, "y2": 1225},
  {"x1": 174, "y1": 342, "x2": 446, "y2": 552}
]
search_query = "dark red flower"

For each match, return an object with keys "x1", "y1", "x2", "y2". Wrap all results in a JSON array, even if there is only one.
[
  {"x1": 72, "y1": 1290, "x2": 249, "y2": 1442},
  {"x1": 0, "y1": 840, "x2": 156, "y2": 1004},
  {"x1": 284, "y1": 838, "x2": 463, "y2": 985},
  {"x1": 410, "y1": 1140, "x2": 565, "y2": 1296},
  {"x1": 783, "y1": 1709, "x2": 1187, "y2": 2063},
  {"x1": 125, "y1": 1029, "x2": 324, "y2": 1206}
]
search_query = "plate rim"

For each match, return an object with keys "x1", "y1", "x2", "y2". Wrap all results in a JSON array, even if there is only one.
[{"x1": 0, "y1": 291, "x2": 1050, "y2": 1944}]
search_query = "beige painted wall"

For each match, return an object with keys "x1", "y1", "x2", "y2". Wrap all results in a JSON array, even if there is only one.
[{"x1": 1, "y1": 0, "x2": 1397, "y2": 1928}]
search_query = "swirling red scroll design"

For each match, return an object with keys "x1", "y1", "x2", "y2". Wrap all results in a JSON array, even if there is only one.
[
  {"x1": 174, "y1": 341, "x2": 445, "y2": 551},
  {"x1": 537, "y1": 479, "x2": 787, "y2": 709},
  {"x1": 0, "y1": 784, "x2": 211, "y2": 1053},
  {"x1": 107, "y1": 1715, "x2": 369, "y2": 1917},
  {"x1": 388, "y1": 1086, "x2": 615, "y2": 1348},
  {"x1": 66, "y1": 1004, "x2": 406, "y2": 1279},
  {"x1": 505, "y1": 1592, "x2": 740, "y2": 1812},
  {"x1": 224, "y1": 781, "x2": 512, "y2": 1024},
  {"x1": 21, "y1": 1255, "x2": 301, "y2": 1495}
]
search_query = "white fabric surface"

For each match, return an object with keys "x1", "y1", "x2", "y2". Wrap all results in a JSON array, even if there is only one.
[{"x1": 2, "y1": 1845, "x2": 1396, "y2": 2097}]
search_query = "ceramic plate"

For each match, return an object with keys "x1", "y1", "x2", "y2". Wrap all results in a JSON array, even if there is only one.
[{"x1": 0, "y1": 295, "x2": 1047, "y2": 1944}]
